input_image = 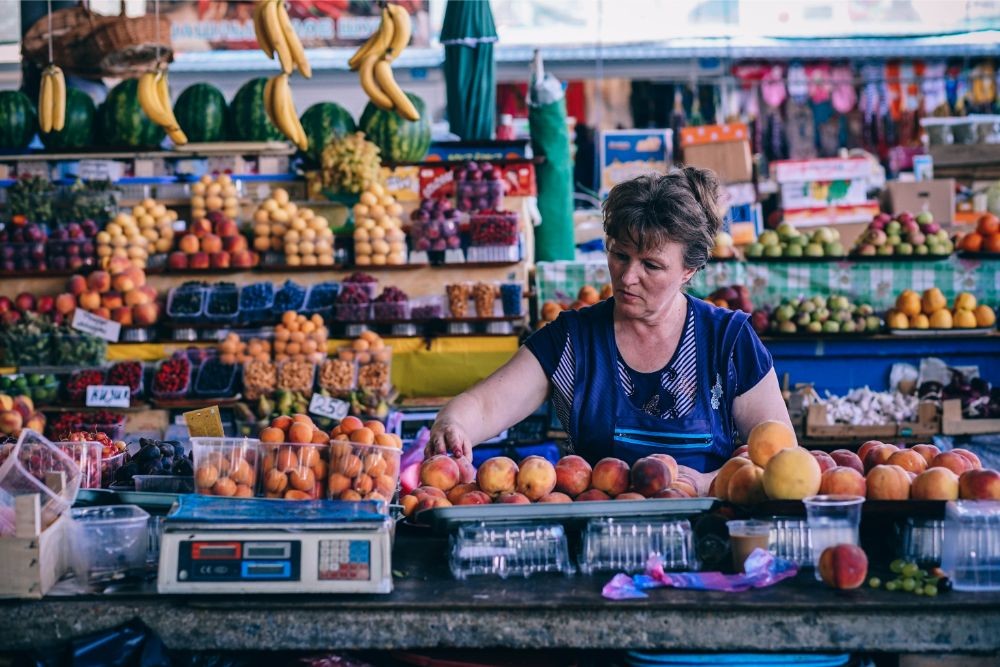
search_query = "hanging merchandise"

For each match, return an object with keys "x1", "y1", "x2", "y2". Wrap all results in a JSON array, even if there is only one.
[
  {"x1": 971, "y1": 60, "x2": 997, "y2": 113},
  {"x1": 787, "y1": 63, "x2": 809, "y2": 104},
  {"x1": 440, "y1": 0, "x2": 498, "y2": 140},
  {"x1": 831, "y1": 66, "x2": 857, "y2": 115},
  {"x1": 670, "y1": 88, "x2": 687, "y2": 159},
  {"x1": 136, "y1": 1, "x2": 186, "y2": 146},
  {"x1": 528, "y1": 51, "x2": 574, "y2": 261},
  {"x1": 253, "y1": 0, "x2": 312, "y2": 78},
  {"x1": 37, "y1": 2, "x2": 66, "y2": 136},
  {"x1": 922, "y1": 62, "x2": 949, "y2": 114},
  {"x1": 350, "y1": 4, "x2": 418, "y2": 122},
  {"x1": 786, "y1": 100, "x2": 817, "y2": 160}
]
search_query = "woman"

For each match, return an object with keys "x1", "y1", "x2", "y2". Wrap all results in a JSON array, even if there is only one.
[{"x1": 427, "y1": 168, "x2": 792, "y2": 489}]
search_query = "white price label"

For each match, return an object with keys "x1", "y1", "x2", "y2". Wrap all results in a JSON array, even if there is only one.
[
  {"x1": 85, "y1": 385, "x2": 131, "y2": 408},
  {"x1": 309, "y1": 394, "x2": 350, "y2": 420},
  {"x1": 71, "y1": 309, "x2": 121, "y2": 342}
]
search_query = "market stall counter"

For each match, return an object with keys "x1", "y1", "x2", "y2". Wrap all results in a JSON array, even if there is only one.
[{"x1": 2, "y1": 532, "x2": 1000, "y2": 655}]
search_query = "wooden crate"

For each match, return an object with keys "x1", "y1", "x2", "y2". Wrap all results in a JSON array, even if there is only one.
[
  {"x1": 806, "y1": 401, "x2": 940, "y2": 440},
  {"x1": 0, "y1": 495, "x2": 69, "y2": 599},
  {"x1": 941, "y1": 399, "x2": 1000, "y2": 436}
]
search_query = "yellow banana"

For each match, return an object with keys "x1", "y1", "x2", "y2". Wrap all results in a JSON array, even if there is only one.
[
  {"x1": 276, "y1": 1, "x2": 310, "y2": 78},
  {"x1": 357, "y1": 14, "x2": 395, "y2": 111},
  {"x1": 50, "y1": 66, "x2": 65, "y2": 132},
  {"x1": 263, "y1": 75, "x2": 278, "y2": 127},
  {"x1": 272, "y1": 74, "x2": 307, "y2": 150},
  {"x1": 348, "y1": 7, "x2": 392, "y2": 71},
  {"x1": 138, "y1": 72, "x2": 171, "y2": 126},
  {"x1": 373, "y1": 59, "x2": 418, "y2": 120},
  {"x1": 156, "y1": 71, "x2": 187, "y2": 144},
  {"x1": 263, "y1": 0, "x2": 293, "y2": 74},
  {"x1": 383, "y1": 3, "x2": 411, "y2": 63},
  {"x1": 253, "y1": 0, "x2": 275, "y2": 59},
  {"x1": 39, "y1": 70, "x2": 53, "y2": 133}
]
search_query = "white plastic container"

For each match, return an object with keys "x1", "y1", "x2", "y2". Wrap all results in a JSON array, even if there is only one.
[
  {"x1": 69, "y1": 505, "x2": 150, "y2": 588},
  {"x1": 941, "y1": 500, "x2": 1000, "y2": 591}
]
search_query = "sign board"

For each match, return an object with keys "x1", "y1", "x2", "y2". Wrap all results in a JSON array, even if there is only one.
[
  {"x1": 309, "y1": 394, "x2": 350, "y2": 421},
  {"x1": 599, "y1": 129, "x2": 673, "y2": 197},
  {"x1": 71, "y1": 309, "x2": 121, "y2": 342},
  {"x1": 184, "y1": 406, "x2": 225, "y2": 438},
  {"x1": 85, "y1": 385, "x2": 131, "y2": 408}
]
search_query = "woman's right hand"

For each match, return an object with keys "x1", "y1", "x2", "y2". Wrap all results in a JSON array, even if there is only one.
[{"x1": 426, "y1": 420, "x2": 473, "y2": 460}]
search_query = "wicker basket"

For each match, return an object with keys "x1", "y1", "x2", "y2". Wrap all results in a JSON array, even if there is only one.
[
  {"x1": 22, "y1": 6, "x2": 114, "y2": 73},
  {"x1": 87, "y1": 14, "x2": 173, "y2": 77}
]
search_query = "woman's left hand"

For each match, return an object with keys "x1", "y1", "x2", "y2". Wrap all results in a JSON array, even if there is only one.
[{"x1": 677, "y1": 464, "x2": 718, "y2": 497}]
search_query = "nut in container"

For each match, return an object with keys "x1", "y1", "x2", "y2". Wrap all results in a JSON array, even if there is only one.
[
  {"x1": 319, "y1": 358, "x2": 358, "y2": 396},
  {"x1": 276, "y1": 360, "x2": 316, "y2": 396},
  {"x1": 472, "y1": 281, "x2": 501, "y2": 318},
  {"x1": 446, "y1": 282, "x2": 472, "y2": 318},
  {"x1": 191, "y1": 437, "x2": 260, "y2": 498}
]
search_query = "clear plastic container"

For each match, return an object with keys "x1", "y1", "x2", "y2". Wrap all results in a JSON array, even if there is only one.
[
  {"x1": 193, "y1": 359, "x2": 240, "y2": 398},
  {"x1": 727, "y1": 519, "x2": 773, "y2": 572},
  {"x1": 334, "y1": 301, "x2": 372, "y2": 323},
  {"x1": 340, "y1": 281, "x2": 378, "y2": 300},
  {"x1": 446, "y1": 283, "x2": 472, "y2": 318},
  {"x1": 276, "y1": 360, "x2": 316, "y2": 395},
  {"x1": 472, "y1": 282, "x2": 500, "y2": 317},
  {"x1": 449, "y1": 522, "x2": 574, "y2": 579},
  {"x1": 373, "y1": 300, "x2": 411, "y2": 322},
  {"x1": 134, "y1": 475, "x2": 194, "y2": 494},
  {"x1": 302, "y1": 282, "x2": 341, "y2": 321},
  {"x1": 327, "y1": 440, "x2": 401, "y2": 508},
  {"x1": 318, "y1": 358, "x2": 358, "y2": 395},
  {"x1": 166, "y1": 284, "x2": 207, "y2": 323},
  {"x1": 151, "y1": 356, "x2": 193, "y2": 400},
  {"x1": 238, "y1": 282, "x2": 275, "y2": 325},
  {"x1": 69, "y1": 505, "x2": 150, "y2": 588},
  {"x1": 54, "y1": 440, "x2": 102, "y2": 490},
  {"x1": 899, "y1": 517, "x2": 944, "y2": 566},
  {"x1": 410, "y1": 295, "x2": 445, "y2": 321},
  {"x1": 952, "y1": 118, "x2": 976, "y2": 145},
  {"x1": 357, "y1": 353, "x2": 392, "y2": 397},
  {"x1": 65, "y1": 368, "x2": 107, "y2": 403},
  {"x1": 272, "y1": 279, "x2": 308, "y2": 316},
  {"x1": 2, "y1": 333, "x2": 50, "y2": 367},
  {"x1": 101, "y1": 451, "x2": 125, "y2": 488},
  {"x1": 920, "y1": 117, "x2": 954, "y2": 146},
  {"x1": 455, "y1": 179, "x2": 504, "y2": 212},
  {"x1": 466, "y1": 244, "x2": 521, "y2": 263},
  {"x1": 106, "y1": 361, "x2": 144, "y2": 397},
  {"x1": 204, "y1": 284, "x2": 240, "y2": 323},
  {"x1": 579, "y1": 518, "x2": 696, "y2": 574},
  {"x1": 0, "y1": 430, "x2": 82, "y2": 536},
  {"x1": 50, "y1": 331, "x2": 107, "y2": 367},
  {"x1": 470, "y1": 210, "x2": 518, "y2": 246},
  {"x1": 803, "y1": 494, "x2": 864, "y2": 580},
  {"x1": 79, "y1": 417, "x2": 126, "y2": 443},
  {"x1": 191, "y1": 437, "x2": 261, "y2": 498},
  {"x1": 941, "y1": 500, "x2": 1000, "y2": 591},
  {"x1": 769, "y1": 517, "x2": 812, "y2": 566},
  {"x1": 260, "y1": 442, "x2": 329, "y2": 500},
  {"x1": 973, "y1": 114, "x2": 1000, "y2": 144},
  {"x1": 0, "y1": 241, "x2": 48, "y2": 273}
]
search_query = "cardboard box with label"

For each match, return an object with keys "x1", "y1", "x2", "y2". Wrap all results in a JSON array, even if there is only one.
[
  {"x1": 886, "y1": 179, "x2": 956, "y2": 223},
  {"x1": 683, "y1": 141, "x2": 753, "y2": 184}
]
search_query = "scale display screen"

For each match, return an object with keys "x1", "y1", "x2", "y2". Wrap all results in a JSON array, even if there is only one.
[{"x1": 178, "y1": 540, "x2": 301, "y2": 582}]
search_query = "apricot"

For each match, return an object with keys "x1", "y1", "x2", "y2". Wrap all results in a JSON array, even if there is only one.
[
  {"x1": 576, "y1": 489, "x2": 611, "y2": 501},
  {"x1": 353, "y1": 474, "x2": 373, "y2": 495},
  {"x1": 516, "y1": 456, "x2": 558, "y2": 501},
  {"x1": 230, "y1": 459, "x2": 254, "y2": 486},
  {"x1": 727, "y1": 464, "x2": 767, "y2": 504},
  {"x1": 865, "y1": 464, "x2": 911, "y2": 500},
  {"x1": 311, "y1": 429, "x2": 329, "y2": 445},
  {"x1": 234, "y1": 484, "x2": 254, "y2": 498},
  {"x1": 363, "y1": 420, "x2": 386, "y2": 436},
  {"x1": 456, "y1": 490, "x2": 493, "y2": 505},
  {"x1": 340, "y1": 489, "x2": 362, "y2": 501},
  {"x1": 911, "y1": 468, "x2": 959, "y2": 501},
  {"x1": 762, "y1": 448, "x2": 822, "y2": 500},
  {"x1": 591, "y1": 457, "x2": 631, "y2": 496},
  {"x1": 819, "y1": 467, "x2": 867, "y2": 496},
  {"x1": 420, "y1": 454, "x2": 461, "y2": 491},
  {"x1": 339, "y1": 416, "x2": 364, "y2": 434},
  {"x1": 455, "y1": 456, "x2": 477, "y2": 484},
  {"x1": 476, "y1": 456, "x2": 518, "y2": 496},
  {"x1": 953, "y1": 448, "x2": 982, "y2": 470},
  {"x1": 275, "y1": 447, "x2": 299, "y2": 472},
  {"x1": 818, "y1": 544, "x2": 868, "y2": 590},
  {"x1": 334, "y1": 453, "x2": 362, "y2": 477},
  {"x1": 290, "y1": 467, "x2": 316, "y2": 491},
  {"x1": 298, "y1": 446, "x2": 321, "y2": 468},
  {"x1": 401, "y1": 494, "x2": 419, "y2": 516},
  {"x1": 363, "y1": 452, "x2": 387, "y2": 476},
  {"x1": 863, "y1": 443, "x2": 899, "y2": 472},
  {"x1": 554, "y1": 455, "x2": 592, "y2": 497},
  {"x1": 615, "y1": 492, "x2": 645, "y2": 500},
  {"x1": 648, "y1": 453, "x2": 679, "y2": 481},
  {"x1": 713, "y1": 457, "x2": 753, "y2": 501},
  {"x1": 747, "y1": 420, "x2": 797, "y2": 467},
  {"x1": 922, "y1": 287, "x2": 947, "y2": 315},
  {"x1": 496, "y1": 492, "x2": 531, "y2": 504},
  {"x1": 212, "y1": 477, "x2": 237, "y2": 497},
  {"x1": 669, "y1": 479, "x2": 698, "y2": 497},
  {"x1": 896, "y1": 290, "x2": 921, "y2": 318},
  {"x1": 538, "y1": 491, "x2": 573, "y2": 503},
  {"x1": 374, "y1": 474, "x2": 396, "y2": 497},
  {"x1": 413, "y1": 486, "x2": 447, "y2": 500},
  {"x1": 284, "y1": 490, "x2": 312, "y2": 500},
  {"x1": 909, "y1": 444, "x2": 941, "y2": 466},
  {"x1": 630, "y1": 456, "x2": 672, "y2": 497},
  {"x1": 887, "y1": 449, "x2": 928, "y2": 475},
  {"x1": 829, "y1": 449, "x2": 864, "y2": 475},
  {"x1": 330, "y1": 441, "x2": 353, "y2": 458},
  {"x1": 810, "y1": 451, "x2": 837, "y2": 474},
  {"x1": 260, "y1": 427, "x2": 285, "y2": 443},
  {"x1": 327, "y1": 472, "x2": 352, "y2": 496},
  {"x1": 350, "y1": 427, "x2": 375, "y2": 445},
  {"x1": 195, "y1": 463, "x2": 219, "y2": 489},
  {"x1": 929, "y1": 452, "x2": 974, "y2": 476},
  {"x1": 292, "y1": 413, "x2": 314, "y2": 426},
  {"x1": 447, "y1": 482, "x2": 479, "y2": 505},
  {"x1": 271, "y1": 415, "x2": 293, "y2": 432},
  {"x1": 959, "y1": 469, "x2": 1000, "y2": 500}
]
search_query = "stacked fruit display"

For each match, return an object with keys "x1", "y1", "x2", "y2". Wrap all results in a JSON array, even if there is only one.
[
  {"x1": 57, "y1": 263, "x2": 160, "y2": 327},
  {"x1": 958, "y1": 213, "x2": 1000, "y2": 255},
  {"x1": 752, "y1": 295, "x2": 881, "y2": 335},
  {"x1": 130, "y1": 198, "x2": 178, "y2": 256},
  {"x1": 886, "y1": 288, "x2": 996, "y2": 330},
  {"x1": 327, "y1": 416, "x2": 402, "y2": 503},
  {"x1": 321, "y1": 131, "x2": 382, "y2": 195},
  {"x1": 538, "y1": 285, "x2": 611, "y2": 326},
  {"x1": 252, "y1": 189, "x2": 334, "y2": 267},
  {"x1": 114, "y1": 438, "x2": 192, "y2": 486},
  {"x1": 353, "y1": 183, "x2": 406, "y2": 266},
  {"x1": 851, "y1": 211, "x2": 953, "y2": 257},
  {"x1": 259, "y1": 415, "x2": 331, "y2": 501},
  {"x1": 0, "y1": 223, "x2": 48, "y2": 273},
  {"x1": 409, "y1": 198, "x2": 461, "y2": 253},
  {"x1": 745, "y1": 224, "x2": 845, "y2": 259},
  {"x1": 47, "y1": 221, "x2": 99, "y2": 271},
  {"x1": 455, "y1": 161, "x2": 504, "y2": 212},
  {"x1": 96, "y1": 211, "x2": 151, "y2": 269},
  {"x1": 706, "y1": 285, "x2": 753, "y2": 313},
  {"x1": 0, "y1": 395, "x2": 44, "y2": 439},
  {"x1": 169, "y1": 211, "x2": 255, "y2": 270},
  {"x1": 190, "y1": 173, "x2": 240, "y2": 221},
  {"x1": 274, "y1": 310, "x2": 328, "y2": 364},
  {"x1": 218, "y1": 332, "x2": 272, "y2": 365}
]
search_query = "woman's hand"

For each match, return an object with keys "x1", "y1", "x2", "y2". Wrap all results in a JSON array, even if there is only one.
[
  {"x1": 677, "y1": 464, "x2": 718, "y2": 497},
  {"x1": 426, "y1": 420, "x2": 473, "y2": 460}
]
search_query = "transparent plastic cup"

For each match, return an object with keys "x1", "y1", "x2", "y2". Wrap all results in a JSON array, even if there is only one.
[
  {"x1": 259, "y1": 442, "x2": 330, "y2": 501},
  {"x1": 727, "y1": 519, "x2": 773, "y2": 572},
  {"x1": 803, "y1": 495, "x2": 864, "y2": 580},
  {"x1": 941, "y1": 500, "x2": 1000, "y2": 591},
  {"x1": 191, "y1": 437, "x2": 260, "y2": 498}
]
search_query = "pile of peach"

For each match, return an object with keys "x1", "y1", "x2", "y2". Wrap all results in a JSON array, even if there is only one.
[
  {"x1": 401, "y1": 451, "x2": 697, "y2": 517},
  {"x1": 260, "y1": 414, "x2": 331, "y2": 500},
  {"x1": 328, "y1": 416, "x2": 402, "y2": 503}
]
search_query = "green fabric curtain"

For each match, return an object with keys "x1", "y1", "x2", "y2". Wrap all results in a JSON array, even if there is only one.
[
  {"x1": 529, "y1": 78, "x2": 575, "y2": 261},
  {"x1": 440, "y1": 0, "x2": 497, "y2": 141}
]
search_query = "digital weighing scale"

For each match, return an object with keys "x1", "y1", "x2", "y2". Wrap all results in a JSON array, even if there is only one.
[{"x1": 158, "y1": 496, "x2": 394, "y2": 594}]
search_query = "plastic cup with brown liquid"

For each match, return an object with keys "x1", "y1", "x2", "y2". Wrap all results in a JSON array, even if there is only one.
[{"x1": 726, "y1": 520, "x2": 772, "y2": 572}]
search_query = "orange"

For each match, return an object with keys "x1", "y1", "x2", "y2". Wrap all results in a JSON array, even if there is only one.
[
  {"x1": 349, "y1": 427, "x2": 375, "y2": 445},
  {"x1": 288, "y1": 422, "x2": 314, "y2": 444},
  {"x1": 895, "y1": 290, "x2": 921, "y2": 318},
  {"x1": 271, "y1": 415, "x2": 293, "y2": 432},
  {"x1": 961, "y1": 232, "x2": 984, "y2": 253},
  {"x1": 364, "y1": 420, "x2": 386, "y2": 436},
  {"x1": 986, "y1": 234, "x2": 1000, "y2": 254},
  {"x1": 281, "y1": 310, "x2": 297, "y2": 326},
  {"x1": 260, "y1": 427, "x2": 285, "y2": 443},
  {"x1": 339, "y1": 416, "x2": 364, "y2": 434},
  {"x1": 977, "y1": 213, "x2": 1000, "y2": 236}
]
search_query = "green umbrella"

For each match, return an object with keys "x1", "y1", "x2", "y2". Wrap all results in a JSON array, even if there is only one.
[{"x1": 440, "y1": 0, "x2": 497, "y2": 141}]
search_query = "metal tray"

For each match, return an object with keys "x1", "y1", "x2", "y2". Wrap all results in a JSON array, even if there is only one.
[{"x1": 416, "y1": 497, "x2": 717, "y2": 535}]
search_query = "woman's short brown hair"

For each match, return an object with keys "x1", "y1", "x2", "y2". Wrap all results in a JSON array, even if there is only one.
[{"x1": 603, "y1": 166, "x2": 724, "y2": 271}]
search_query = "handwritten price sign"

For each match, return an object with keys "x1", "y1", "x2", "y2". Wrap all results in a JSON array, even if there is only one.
[
  {"x1": 85, "y1": 385, "x2": 131, "y2": 408},
  {"x1": 309, "y1": 394, "x2": 350, "y2": 420}
]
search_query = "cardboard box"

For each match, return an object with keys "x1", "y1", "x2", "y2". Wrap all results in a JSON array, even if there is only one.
[
  {"x1": 781, "y1": 178, "x2": 869, "y2": 209},
  {"x1": 886, "y1": 179, "x2": 956, "y2": 223},
  {"x1": 683, "y1": 141, "x2": 752, "y2": 184},
  {"x1": 783, "y1": 202, "x2": 881, "y2": 227},
  {"x1": 680, "y1": 124, "x2": 749, "y2": 147}
]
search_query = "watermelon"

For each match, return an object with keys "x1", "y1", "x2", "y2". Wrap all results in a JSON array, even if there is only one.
[
  {"x1": 299, "y1": 102, "x2": 356, "y2": 164},
  {"x1": 41, "y1": 88, "x2": 95, "y2": 150},
  {"x1": 174, "y1": 83, "x2": 227, "y2": 143},
  {"x1": 98, "y1": 79, "x2": 164, "y2": 149},
  {"x1": 0, "y1": 90, "x2": 37, "y2": 150},
  {"x1": 228, "y1": 77, "x2": 282, "y2": 142},
  {"x1": 358, "y1": 92, "x2": 431, "y2": 163}
]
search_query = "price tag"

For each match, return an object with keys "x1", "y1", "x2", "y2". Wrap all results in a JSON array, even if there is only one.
[
  {"x1": 85, "y1": 385, "x2": 131, "y2": 408},
  {"x1": 184, "y1": 406, "x2": 225, "y2": 438},
  {"x1": 309, "y1": 394, "x2": 350, "y2": 420},
  {"x1": 71, "y1": 309, "x2": 121, "y2": 342}
]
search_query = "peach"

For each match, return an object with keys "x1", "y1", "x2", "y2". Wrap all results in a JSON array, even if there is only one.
[
  {"x1": 762, "y1": 448, "x2": 822, "y2": 500},
  {"x1": 401, "y1": 494, "x2": 419, "y2": 516},
  {"x1": 810, "y1": 451, "x2": 837, "y2": 474},
  {"x1": 671, "y1": 477, "x2": 698, "y2": 498},
  {"x1": 179, "y1": 233, "x2": 200, "y2": 253},
  {"x1": 747, "y1": 420, "x2": 797, "y2": 467},
  {"x1": 819, "y1": 467, "x2": 867, "y2": 497},
  {"x1": 615, "y1": 492, "x2": 645, "y2": 501},
  {"x1": 112, "y1": 272, "x2": 135, "y2": 293},
  {"x1": 189, "y1": 252, "x2": 210, "y2": 269},
  {"x1": 929, "y1": 452, "x2": 974, "y2": 476},
  {"x1": 190, "y1": 218, "x2": 212, "y2": 238},
  {"x1": 818, "y1": 544, "x2": 868, "y2": 590},
  {"x1": 78, "y1": 290, "x2": 101, "y2": 311},
  {"x1": 865, "y1": 464, "x2": 911, "y2": 500},
  {"x1": 516, "y1": 456, "x2": 558, "y2": 501},
  {"x1": 538, "y1": 491, "x2": 573, "y2": 503},
  {"x1": 133, "y1": 302, "x2": 159, "y2": 326},
  {"x1": 413, "y1": 486, "x2": 446, "y2": 500},
  {"x1": 67, "y1": 274, "x2": 87, "y2": 296},
  {"x1": 591, "y1": 457, "x2": 630, "y2": 496},
  {"x1": 202, "y1": 234, "x2": 223, "y2": 254},
  {"x1": 554, "y1": 455, "x2": 592, "y2": 497},
  {"x1": 863, "y1": 443, "x2": 899, "y2": 472},
  {"x1": 447, "y1": 482, "x2": 479, "y2": 505},
  {"x1": 648, "y1": 453, "x2": 679, "y2": 481},
  {"x1": 726, "y1": 464, "x2": 767, "y2": 505},
  {"x1": 653, "y1": 488, "x2": 689, "y2": 499},
  {"x1": 456, "y1": 490, "x2": 493, "y2": 505},
  {"x1": 87, "y1": 270, "x2": 111, "y2": 293},
  {"x1": 55, "y1": 293, "x2": 77, "y2": 315},
  {"x1": 575, "y1": 489, "x2": 611, "y2": 502},
  {"x1": 958, "y1": 469, "x2": 1000, "y2": 500},
  {"x1": 911, "y1": 468, "x2": 960, "y2": 501},
  {"x1": 630, "y1": 456, "x2": 672, "y2": 497},
  {"x1": 101, "y1": 291, "x2": 124, "y2": 310},
  {"x1": 420, "y1": 455, "x2": 461, "y2": 491},
  {"x1": 455, "y1": 456, "x2": 477, "y2": 484},
  {"x1": 857, "y1": 440, "x2": 887, "y2": 464},
  {"x1": 496, "y1": 492, "x2": 530, "y2": 504},
  {"x1": 829, "y1": 449, "x2": 864, "y2": 475},
  {"x1": 910, "y1": 444, "x2": 941, "y2": 466},
  {"x1": 953, "y1": 448, "x2": 982, "y2": 470},
  {"x1": 713, "y1": 457, "x2": 754, "y2": 501},
  {"x1": 110, "y1": 306, "x2": 132, "y2": 325},
  {"x1": 476, "y1": 456, "x2": 518, "y2": 496},
  {"x1": 0, "y1": 410, "x2": 23, "y2": 436},
  {"x1": 887, "y1": 449, "x2": 928, "y2": 475}
]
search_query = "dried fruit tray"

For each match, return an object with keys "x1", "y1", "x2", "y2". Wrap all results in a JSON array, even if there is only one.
[{"x1": 416, "y1": 497, "x2": 717, "y2": 535}]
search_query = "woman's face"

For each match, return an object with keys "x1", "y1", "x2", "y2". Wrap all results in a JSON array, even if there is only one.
[{"x1": 607, "y1": 236, "x2": 695, "y2": 320}]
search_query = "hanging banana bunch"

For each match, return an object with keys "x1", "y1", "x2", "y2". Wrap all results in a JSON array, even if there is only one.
[
  {"x1": 138, "y1": 68, "x2": 188, "y2": 146},
  {"x1": 38, "y1": 65, "x2": 65, "y2": 134},
  {"x1": 254, "y1": 0, "x2": 311, "y2": 78},
  {"x1": 350, "y1": 3, "x2": 419, "y2": 121},
  {"x1": 266, "y1": 73, "x2": 308, "y2": 151}
]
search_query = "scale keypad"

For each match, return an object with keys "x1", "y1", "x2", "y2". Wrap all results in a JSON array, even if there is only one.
[{"x1": 318, "y1": 539, "x2": 370, "y2": 580}]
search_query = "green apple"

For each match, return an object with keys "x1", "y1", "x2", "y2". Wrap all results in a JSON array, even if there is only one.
[
  {"x1": 823, "y1": 320, "x2": 841, "y2": 333},
  {"x1": 805, "y1": 243, "x2": 825, "y2": 257},
  {"x1": 897, "y1": 242, "x2": 913, "y2": 255},
  {"x1": 887, "y1": 234, "x2": 902, "y2": 246},
  {"x1": 916, "y1": 211, "x2": 933, "y2": 225},
  {"x1": 779, "y1": 320, "x2": 798, "y2": 334},
  {"x1": 915, "y1": 244, "x2": 929, "y2": 255},
  {"x1": 877, "y1": 245, "x2": 895, "y2": 256},
  {"x1": 775, "y1": 305, "x2": 795, "y2": 322},
  {"x1": 886, "y1": 221, "x2": 902, "y2": 235},
  {"x1": 866, "y1": 315, "x2": 882, "y2": 332},
  {"x1": 825, "y1": 241, "x2": 845, "y2": 256},
  {"x1": 807, "y1": 321, "x2": 823, "y2": 334},
  {"x1": 785, "y1": 243, "x2": 804, "y2": 257},
  {"x1": 759, "y1": 230, "x2": 779, "y2": 246},
  {"x1": 764, "y1": 244, "x2": 784, "y2": 257},
  {"x1": 842, "y1": 320, "x2": 858, "y2": 333},
  {"x1": 746, "y1": 243, "x2": 764, "y2": 257}
]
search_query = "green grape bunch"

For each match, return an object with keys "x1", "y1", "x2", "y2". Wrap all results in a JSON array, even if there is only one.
[{"x1": 321, "y1": 132, "x2": 383, "y2": 195}]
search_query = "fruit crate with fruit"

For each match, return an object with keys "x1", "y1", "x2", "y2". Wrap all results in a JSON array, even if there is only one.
[
  {"x1": 806, "y1": 402, "x2": 939, "y2": 440},
  {"x1": 941, "y1": 399, "x2": 1000, "y2": 436},
  {"x1": 165, "y1": 283, "x2": 207, "y2": 323}
]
